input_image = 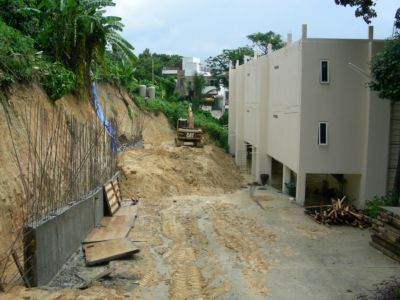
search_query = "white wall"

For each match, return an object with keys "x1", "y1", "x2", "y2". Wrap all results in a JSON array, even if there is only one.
[
  {"x1": 228, "y1": 67, "x2": 237, "y2": 154},
  {"x1": 255, "y1": 56, "x2": 270, "y2": 179},
  {"x1": 243, "y1": 59, "x2": 259, "y2": 146},
  {"x1": 266, "y1": 42, "x2": 302, "y2": 173},
  {"x1": 360, "y1": 41, "x2": 390, "y2": 206},
  {"x1": 299, "y1": 39, "x2": 390, "y2": 207},
  {"x1": 300, "y1": 39, "x2": 371, "y2": 174},
  {"x1": 234, "y1": 64, "x2": 247, "y2": 168}
]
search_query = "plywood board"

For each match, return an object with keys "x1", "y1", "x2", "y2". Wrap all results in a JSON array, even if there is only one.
[
  {"x1": 100, "y1": 215, "x2": 134, "y2": 227},
  {"x1": 83, "y1": 239, "x2": 139, "y2": 266},
  {"x1": 83, "y1": 224, "x2": 131, "y2": 243},
  {"x1": 115, "y1": 205, "x2": 138, "y2": 218}
]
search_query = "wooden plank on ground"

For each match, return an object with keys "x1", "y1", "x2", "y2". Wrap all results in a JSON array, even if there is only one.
[
  {"x1": 115, "y1": 205, "x2": 138, "y2": 218},
  {"x1": 84, "y1": 224, "x2": 131, "y2": 243},
  {"x1": 83, "y1": 239, "x2": 139, "y2": 266},
  {"x1": 100, "y1": 215, "x2": 134, "y2": 227}
]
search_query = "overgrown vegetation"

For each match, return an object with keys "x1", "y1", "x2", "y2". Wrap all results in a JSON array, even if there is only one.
[
  {"x1": 0, "y1": 0, "x2": 135, "y2": 101},
  {"x1": 364, "y1": 192, "x2": 400, "y2": 218},
  {"x1": 0, "y1": 19, "x2": 41, "y2": 88},
  {"x1": 135, "y1": 97, "x2": 229, "y2": 150}
]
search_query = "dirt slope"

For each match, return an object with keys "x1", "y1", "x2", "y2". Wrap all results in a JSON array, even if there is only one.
[
  {"x1": 0, "y1": 82, "x2": 137, "y2": 267},
  {"x1": 119, "y1": 144, "x2": 242, "y2": 200}
]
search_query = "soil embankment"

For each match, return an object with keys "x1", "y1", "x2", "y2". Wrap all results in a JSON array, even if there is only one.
[{"x1": 0, "y1": 82, "x2": 138, "y2": 267}]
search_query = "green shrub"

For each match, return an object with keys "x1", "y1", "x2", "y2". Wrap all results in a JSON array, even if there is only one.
[
  {"x1": 193, "y1": 110, "x2": 228, "y2": 151},
  {"x1": 40, "y1": 62, "x2": 75, "y2": 100},
  {"x1": 132, "y1": 96, "x2": 229, "y2": 151},
  {"x1": 364, "y1": 192, "x2": 399, "y2": 218},
  {"x1": 219, "y1": 110, "x2": 229, "y2": 126},
  {"x1": 0, "y1": 19, "x2": 41, "y2": 86}
]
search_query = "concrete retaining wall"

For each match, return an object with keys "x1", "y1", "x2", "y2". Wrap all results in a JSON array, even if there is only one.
[{"x1": 24, "y1": 187, "x2": 104, "y2": 286}]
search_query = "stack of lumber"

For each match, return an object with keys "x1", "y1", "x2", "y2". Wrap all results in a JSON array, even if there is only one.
[
  {"x1": 370, "y1": 207, "x2": 400, "y2": 262},
  {"x1": 304, "y1": 197, "x2": 371, "y2": 228}
]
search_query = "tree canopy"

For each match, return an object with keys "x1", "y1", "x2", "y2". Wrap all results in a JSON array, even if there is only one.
[
  {"x1": 0, "y1": 0, "x2": 135, "y2": 100},
  {"x1": 206, "y1": 30, "x2": 285, "y2": 87},
  {"x1": 247, "y1": 31, "x2": 285, "y2": 55},
  {"x1": 370, "y1": 38, "x2": 400, "y2": 102},
  {"x1": 334, "y1": 0, "x2": 377, "y2": 23},
  {"x1": 206, "y1": 46, "x2": 254, "y2": 87}
]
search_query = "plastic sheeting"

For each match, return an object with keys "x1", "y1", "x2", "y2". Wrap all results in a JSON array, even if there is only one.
[{"x1": 92, "y1": 82, "x2": 118, "y2": 152}]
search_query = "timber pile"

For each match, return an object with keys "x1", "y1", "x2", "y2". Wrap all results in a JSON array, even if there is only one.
[
  {"x1": 304, "y1": 197, "x2": 371, "y2": 228},
  {"x1": 370, "y1": 207, "x2": 400, "y2": 262}
]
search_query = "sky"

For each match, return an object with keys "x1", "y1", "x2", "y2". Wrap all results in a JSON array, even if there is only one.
[{"x1": 106, "y1": 0, "x2": 399, "y2": 61}]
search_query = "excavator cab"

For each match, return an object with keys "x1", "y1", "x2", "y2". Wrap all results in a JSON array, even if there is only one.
[{"x1": 175, "y1": 105, "x2": 203, "y2": 147}]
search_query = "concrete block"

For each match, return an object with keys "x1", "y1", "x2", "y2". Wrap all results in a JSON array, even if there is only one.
[{"x1": 24, "y1": 185, "x2": 108, "y2": 286}]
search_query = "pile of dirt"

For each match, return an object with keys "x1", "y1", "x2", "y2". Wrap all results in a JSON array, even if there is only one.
[{"x1": 118, "y1": 143, "x2": 242, "y2": 200}]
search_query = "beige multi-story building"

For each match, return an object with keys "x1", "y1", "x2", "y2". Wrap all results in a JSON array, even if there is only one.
[{"x1": 229, "y1": 25, "x2": 394, "y2": 208}]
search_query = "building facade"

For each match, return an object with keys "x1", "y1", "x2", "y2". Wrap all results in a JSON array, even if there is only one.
[{"x1": 229, "y1": 25, "x2": 392, "y2": 208}]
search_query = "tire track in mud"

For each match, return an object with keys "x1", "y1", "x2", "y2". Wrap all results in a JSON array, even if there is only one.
[
  {"x1": 161, "y1": 208, "x2": 230, "y2": 300},
  {"x1": 211, "y1": 212, "x2": 271, "y2": 295}
]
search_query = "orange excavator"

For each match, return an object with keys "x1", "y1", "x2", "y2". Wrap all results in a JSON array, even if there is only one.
[{"x1": 175, "y1": 104, "x2": 203, "y2": 147}]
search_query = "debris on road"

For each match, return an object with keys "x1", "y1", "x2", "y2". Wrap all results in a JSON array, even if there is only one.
[
  {"x1": 83, "y1": 239, "x2": 139, "y2": 266},
  {"x1": 304, "y1": 197, "x2": 371, "y2": 228}
]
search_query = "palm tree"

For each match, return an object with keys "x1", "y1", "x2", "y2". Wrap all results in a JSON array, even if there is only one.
[{"x1": 39, "y1": 0, "x2": 134, "y2": 99}]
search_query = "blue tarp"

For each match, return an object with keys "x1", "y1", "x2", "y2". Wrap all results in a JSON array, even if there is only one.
[{"x1": 92, "y1": 82, "x2": 118, "y2": 152}]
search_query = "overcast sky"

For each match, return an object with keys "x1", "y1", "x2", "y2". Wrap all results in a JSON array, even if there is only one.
[{"x1": 107, "y1": 0, "x2": 399, "y2": 61}]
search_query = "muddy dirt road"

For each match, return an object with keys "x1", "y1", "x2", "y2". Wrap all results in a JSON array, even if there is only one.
[{"x1": 3, "y1": 114, "x2": 400, "y2": 299}]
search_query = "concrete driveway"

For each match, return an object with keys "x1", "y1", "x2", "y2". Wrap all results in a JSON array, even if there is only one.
[{"x1": 116, "y1": 186, "x2": 400, "y2": 300}]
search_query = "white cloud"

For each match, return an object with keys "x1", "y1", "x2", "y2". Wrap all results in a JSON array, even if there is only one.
[
  {"x1": 106, "y1": 0, "x2": 398, "y2": 59},
  {"x1": 107, "y1": 0, "x2": 185, "y2": 32}
]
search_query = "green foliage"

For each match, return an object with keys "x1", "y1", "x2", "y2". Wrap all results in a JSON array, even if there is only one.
[
  {"x1": 247, "y1": 31, "x2": 286, "y2": 55},
  {"x1": 219, "y1": 110, "x2": 229, "y2": 126},
  {"x1": 194, "y1": 110, "x2": 228, "y2": 150},
  {"x1": 0, "y1": 19, "x2": 42, "y2": 87},
  {"x1": 40, "y1": 62, "x2": 76, "y2": 100},
  {"x1": 0, "y1": 0, "x2": 41, "y2": 38},
  {"x1": 206, "y1": 46, "x2": 254, "y2": 87},
  {"x1": 370, "y1": 38, "x2": 400, "y2": 102},
  {"x1": 134, "y1": 96, "x2": 229, "y2": 151},
  {"x1": 364, "y1": 192, "x2": 399, "y2": 218},
  {"x1": 96, "y1": 50, "x2": 137, "y2": 91},
  {"x1": 193, "y1": 73, "x2": 205, "y2": 110},
  {"x1": 37, "y1": 0, "x2": 134, "y2": 99},
  {"x1": 135, "y1": 49, "x2": 181, "y2": 82},
  {"x1": 159, "y1": 77, "x2": 177, "y2": 99},
  {"x1": 334, "y1": 0, "x2": 377, "y2": 23}
]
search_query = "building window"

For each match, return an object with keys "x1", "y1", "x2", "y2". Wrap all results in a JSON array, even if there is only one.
[
  {"x1": 320, "y1": 60, "x2": 329, "y2": 84},
  {"x1": 318, "y1": 122, "x2": 328, "y2": 145}
]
